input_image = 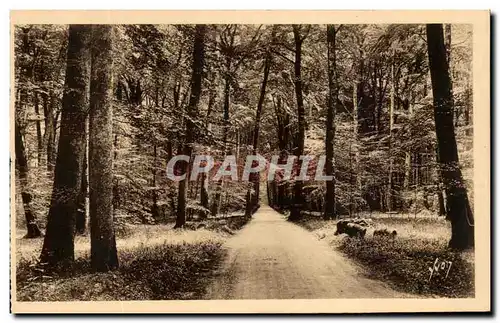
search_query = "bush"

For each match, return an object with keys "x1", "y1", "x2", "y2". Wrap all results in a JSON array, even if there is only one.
[
  {"x1": 338, "y1": 236, "x2": 474, "y2": 298},
  {"x1": 16, "y1": 241, "x2": 226, "y2": 301}
]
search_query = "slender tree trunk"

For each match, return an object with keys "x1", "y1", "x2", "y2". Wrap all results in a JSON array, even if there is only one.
[
  {"x1": 151, "y1": 144, "x2": 160, "y2": 220},
  {"x1": 211, "y1": 58, "x2": 231, "y2": 217},
  {"x1": 89, "y1": 25, "x2": 118, "y2": 271},
  {"x1": 44, "y1": 93, "x2": 57, "y2": 172},
  {"x1": 352, "y1": 78, "x2": 361, "y2": 211},
  {"x1": 324, "y1": 25, "x2": 338, "y2": 220},
  {"x1": 386, "y1": 59, "x2": 395, "y2": 212},
  {"x1": 175, "y1": 25, "x2": 206, "y2": 228},
  {"x1": 15, "y1": 119, "x2": 42, "y2": 238},
  {"x1": 75, "y1": 133, "x2": 88, "y2": 235},
  {"x1": 200, "y1": 90, "x2": 214, "y2": 214},
  {"x1": 34, "y1": 93, "x2": 44, "y2": 167},
  {"x1": 40, "y1": 25, "x2": 91, "y2": 267},
  {"x1": 200, "y1": 172, "x2": 209, "y2": 212},
  {"x1": 245, "y1": 50, "x2": 271, "y2": 217},
  {"x1": 289, "y1": 25, "x2": 307, "y2": 221},
  {"x1": 426, "y1": 24, "x2": 474, "y2": 250}
]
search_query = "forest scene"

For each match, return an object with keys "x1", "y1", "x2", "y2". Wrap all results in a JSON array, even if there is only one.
[{"x1": 13, "y1": 23, "x2": 475, "y2": 301}]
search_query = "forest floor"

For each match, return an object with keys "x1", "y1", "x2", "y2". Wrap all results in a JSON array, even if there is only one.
[
  {"x1": 294, "y1": 213, "x2": 475, "y2": 298},
  {"x1": 204, "y1": 205, "x2": 408, "y2": 299},
  {"x1": 15, "y1": 216, "x2": 248, "y2": 301}
]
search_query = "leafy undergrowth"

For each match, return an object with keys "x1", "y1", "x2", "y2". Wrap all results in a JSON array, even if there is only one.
[
  {"x1": 16, "y1": 216, "x2": 249, "y2": 301},
  {"x1": 296, "y1": 213, "x2": 475, "y2": 298},
  {"x1": 339, "y1": 237, "x2": 474, "y2": 298}
]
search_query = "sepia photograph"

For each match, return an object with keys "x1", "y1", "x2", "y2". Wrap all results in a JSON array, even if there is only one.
[{"x1": 10, "y1": 10, "x2": 490, "y2": 314}]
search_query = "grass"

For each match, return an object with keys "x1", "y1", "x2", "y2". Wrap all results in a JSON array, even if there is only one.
[
  {"x1": 15, "y1": 217, "x2": 249, "y2": 301},
  {"x1": 296, "y1": 213, "x2": 475, "y2": 298}
]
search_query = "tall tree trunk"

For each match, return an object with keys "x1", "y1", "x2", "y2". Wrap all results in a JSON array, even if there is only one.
[
  {"x1": 245, "y1": 50, "x2": 271, "y2": 217},
  {"x1": 386, "y1": 60, "x2": 395, "y2": 212},
  {"x1": 75, "y1": 133, "x2": 88, "y2": 235},
  {"x1": 289, "y1": 25, "x2": 307, "y2": 221},
  {"x1": 151, "y1": 144, "x2": 160, "y2": 220},
  {"x1": 175, "y1": 25, "x2": 206, "y2": 228},
  {"x1": 15, "y1": 119, "x2": 42, "y2": 238},
  {"x1": 40, "y1": 25, "x2": 91, "y2": 266},
  {"x1": 89, "y1": 25, "x2": 118, "y2": 271},
  {"x1": 34, "y1": 93, "x2": 44, "y2": 167},
  {"x1": 200, "y1": 89, "x2": 215, "y2": 214},
  {"x1": 426, "y1": 24, "x2": 474, "y2": 250},
  {"x1": 324, "y1": 25, "x2": 338, "y2": 220},
  {"x1": 353, "y1": 76, "x2": 361, "y2": 213},
  {"x1": 211, "y1": 57, "x2": 231, "y2": 217}
]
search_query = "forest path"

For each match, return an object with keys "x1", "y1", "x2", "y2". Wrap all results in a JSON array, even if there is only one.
[{"x1": 204, "y1": 205, "x2": 408, "y2": 299}]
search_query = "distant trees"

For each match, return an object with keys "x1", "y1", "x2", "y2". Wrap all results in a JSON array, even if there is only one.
[
  {"x1": 426, "y1": 24, "x2": 474, "y2": 250},
  {"x1": 40, "y1": 25, "x2": 91, "y2": 266}
]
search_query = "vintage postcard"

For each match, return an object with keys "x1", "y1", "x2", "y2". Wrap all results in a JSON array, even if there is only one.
[{"x1": 10, "y1": 10, "x2": 490, "y2": 314}]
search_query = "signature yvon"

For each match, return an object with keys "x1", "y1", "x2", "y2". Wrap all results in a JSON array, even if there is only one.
[{"x1": 428, "y1": 258, "x2": 452, "y2": 281}]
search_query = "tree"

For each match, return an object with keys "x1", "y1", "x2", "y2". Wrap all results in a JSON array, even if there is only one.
[
  {"x1": 175, "y1": 24, "x2": 206, "y2": 228},
  {"x1": 324, "y1": 24, "x2": 338, "y2": 220},
  {"x1": 14, "y1": 119, "x2": 42, "y2": 238},
  {"x1": 40, "y1": 25, "x2": 91, "y2": 266},
  {"x1": 426, "y1": 24, "x2": 474, "y2": 250},
  {"x1": 89, "y1": 25, "x2": 119, "y2": 271},
  {"x1": 244, "y1": 34, "x2": 272, "y2": 217},
  {"x1": 288, "y1": 24, "x2": 309, "y2": 221}
]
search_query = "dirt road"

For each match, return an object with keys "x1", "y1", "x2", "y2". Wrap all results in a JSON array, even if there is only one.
[{"x1": 205, "y1": 205, "x2": 408, "y2": 299}]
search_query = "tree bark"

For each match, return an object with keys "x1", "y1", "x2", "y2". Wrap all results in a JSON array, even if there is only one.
[
  {"x1": 89, "y1": 25, "x2": 118, "y2": 271},
  {"x1": 289, "y1": 25, "x2": 307, "y2": 221},
  {"x1": 40, "y1": 25, "x2": 91, "y2": 266},
  {"x1": 324, "y1": 25, "x2": 338, "y2": 220},
  {"x1": 175, "y1": 25, "x2": 206, "y2": 228},
  {"x1": 15, "y1": 119, "x2": 42, "y2": 238},
  {"x1": 426, "y1": 24, "x2": 474, "y2": 250}
]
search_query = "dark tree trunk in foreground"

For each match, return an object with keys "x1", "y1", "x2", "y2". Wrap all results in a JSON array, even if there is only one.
[
  {"x1": 289, "y1": 25, "x2": 307, "y2": 221},
  {"x1": 426, "y1": 24, "x2": 474, "y2": 250},
  {"x1": 175, "y1": 25, "x2": 206, "y2": 228},
  {"x1": 76, "y1": 136, "x2": 88, "y2": 234},
  {"x1": 40, "y1": 25, "x2": 91, "y2": 266},
  {"x1": 245, "y1": 50, "x2": 271, "y2": 217},
  {"x1": 89, "y1": 25, "x2": 118, "y2": 271},
  {"x1": 323, "y1": 25, "x2": 338, "y2": 220},
  {"x1": 15, "y1": 120, "x2": 42, "y2": 238}
]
